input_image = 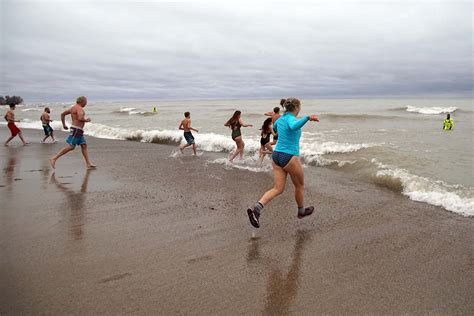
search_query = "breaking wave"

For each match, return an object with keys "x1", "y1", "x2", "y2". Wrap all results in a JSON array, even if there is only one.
[
  {"x1": 206, "y1": 157, "x2": 273, "y2": 173},
  {"x1": 10, "y1": 120, "x2": 376, "y2": 159},
  {"x1": 323, "y1": 113, "x2": 400, "y2": 120},
  {"x1": 6, "y1": 120, "x2": 472, "y2": 217},
  {"x1": 301, "y1": 141, "x2": 379, "y2": 155},
  {"x1": 21, "y1": 108, "x2": 41, "y2": 112},
  {"x1": 372, "y1": 159, "x2": 473, "y2": 217},
  {"x1": 113, "y1": 107, "x2": 157, "y2": 116},
  {"x1": 405, "y1": 106, "x2": 457, "y2": 115}
]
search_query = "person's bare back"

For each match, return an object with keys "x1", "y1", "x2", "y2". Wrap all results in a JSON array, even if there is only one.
[
  {"x1": 271, "y1": 113, "x2": 281, "y2": 124},
  {"x1": 5, "y1": 110, "x2": 15, "y2": 123},
  {"x1": 180, "y1": 118, "x2": 192, "y2": 132},
  {"x1": 41, "y1": 112, "x2": 50, "y2": 124}
]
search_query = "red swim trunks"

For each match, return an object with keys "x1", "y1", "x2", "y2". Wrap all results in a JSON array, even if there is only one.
[{"x1": 7, "y1": 122, "x2": 21, "y2": 136}]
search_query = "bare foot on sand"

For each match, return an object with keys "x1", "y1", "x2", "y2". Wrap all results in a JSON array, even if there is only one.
[
  {"x1": 50, "y1": 158, "x2": 56, "y2": 169},
  {"x1": 86, "y1": 164, "x2": 97, "y2": 170}
]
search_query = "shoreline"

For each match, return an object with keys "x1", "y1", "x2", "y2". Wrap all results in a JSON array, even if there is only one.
[
  {"x1": 1, "y1": 128, "x2": 473, "y2": 314},
  {"x1": 6, "y1": 124, "x2": 473, "y2": 217}
]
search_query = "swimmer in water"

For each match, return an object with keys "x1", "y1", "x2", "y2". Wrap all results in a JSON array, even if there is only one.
[
  {"x1": 443, "y1": 113, "x2": 454, "y2": 131},
  {"x1": 259, "y1": 117, "x2": 276, "y2": 163},
  {"x1": 224, "y1": 110, "x2": 253, "y2": 163},
  {"x1": 264, "y1": 100, "x2": 283, "y2": 145}
]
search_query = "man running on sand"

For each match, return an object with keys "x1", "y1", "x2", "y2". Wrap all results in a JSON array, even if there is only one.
[
  {"x1": 40, "y1": 107, "x2": 57, "y2": 143},
  {"x1": 179, "y1": 111, "x2": 199, "y2": 155},
  {"x1": 4, "y1": 103, "x2": 29, "y2": 146},
  {"x1": 50, "y1": 96, "x2": 96, "y2": 169}
]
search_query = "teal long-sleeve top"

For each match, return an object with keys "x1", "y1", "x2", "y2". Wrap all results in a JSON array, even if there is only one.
[{"x1": 274, "y1": 112, "x2": 310, "y2": 156}]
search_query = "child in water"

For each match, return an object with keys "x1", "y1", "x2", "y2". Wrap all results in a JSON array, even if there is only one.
[
  {"x1": 179, "y1": 111, "x2": 199, "y2": 155},
  {"x1": 225, "y1": 110, "x2": 253, "y2": 162},
  {"x1": 264, "y1": 100, "x2": 283, "y2": 145},
  {"x1": 40, "y1": 107, "x2": 57, "y2": 143},
  {"x1": 259, "y1": 117, "x2": 276, "y2": 163},
  {"x1": 4, "y1": 103, "x2": 29, "y2": 146}
]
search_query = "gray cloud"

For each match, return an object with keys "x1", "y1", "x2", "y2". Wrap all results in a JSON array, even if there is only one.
[{"x1": 1, "y1": 0, "x2": 472, "y2": 101}]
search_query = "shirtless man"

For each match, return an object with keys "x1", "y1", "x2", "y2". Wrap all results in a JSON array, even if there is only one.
[
  {"x1": 178, "y1": 111, "x2": 199, "y2": 155},
  {"x1": 40, "y1": 107, "x2": 56, "y2": 143},
  {"x1": 264, "y1": 99, "x2": 283, "y2": 145},
  {"x1": 50, "y1": 96, "x2": 96, "y2": 169},
  {"x1": 4, "y1": 103, "x2": 29, "y2": 146}
]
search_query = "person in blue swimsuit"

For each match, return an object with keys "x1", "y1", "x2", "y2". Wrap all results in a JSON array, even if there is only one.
[{"x1": 247, "y1": 97, "x2": 319, "y2": 228}]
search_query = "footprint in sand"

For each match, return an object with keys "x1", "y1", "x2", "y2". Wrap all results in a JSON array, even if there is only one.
[
  {"x1": 99, "y1": 272, "x2": 132, "y2": 284},
  {"x1": 187, "y1": 255, "x2": 213, "y2": 264},
  {"x1": 27, "y1": 169, "x2": 44, "y2": 172}
]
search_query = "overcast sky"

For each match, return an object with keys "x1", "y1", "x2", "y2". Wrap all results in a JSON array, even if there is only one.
[{"x1": 1, "y1": 0, "x2": 472, "y2": 101}]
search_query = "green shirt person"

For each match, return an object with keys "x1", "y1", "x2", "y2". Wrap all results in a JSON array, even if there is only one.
[{"x1": 443, "y1": 114, "x2": 454, "y2": 131}]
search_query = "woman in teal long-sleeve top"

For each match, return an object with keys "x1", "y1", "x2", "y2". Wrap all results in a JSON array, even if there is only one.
[{"x1": 247, "y1": 98, "x2": 319, "y2": 228}]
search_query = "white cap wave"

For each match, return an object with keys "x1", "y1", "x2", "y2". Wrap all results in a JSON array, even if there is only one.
[{"x1": 406, "y1": 106, "x2": 457, "y2": 115}]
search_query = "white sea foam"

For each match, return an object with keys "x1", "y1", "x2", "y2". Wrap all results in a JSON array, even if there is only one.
[
  {"x1": 6, "y1": 119, "x2": 472, "y2": 216},
  {"x1": 406, "y1": 106, "x2": 457, "y2": 115},
  {"x1": 4, "y1": 120, "x2": 60, "y2": 130},
  {"x1": 118, "y1": 107, "x2": 147, "y2": 115},
  {"x1": 372, "y1": 159, "x2": 473, "y2": 217},
  {"x1": 119, "y1": 107, "x2": 136, "y2": 112},
  {"x1": 21, "y1": 108, "x2": 41, "y2": 112},
  {"x1": 207, "y1": 157, "x2": 273, "y2": 173},
  {"x1": 303, "y1": 155, "x2": 357, "y2": 167},
  {"x1": 301, "y1": 141, "x2": 379, "y2": 155},
  {"x1": 8, "y1": 120, "x2": 378, "y2": 160}
]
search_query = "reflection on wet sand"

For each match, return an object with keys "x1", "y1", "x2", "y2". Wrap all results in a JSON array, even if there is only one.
[
  {"x1": 40, "y1": 161, "x2": 51, "y2": 188},
  {"x1": 247, "y1": 236, "x2": 261, "y2": 262},
  {"x1": 38, "y1": 142, "x2": 54, "y2": 187},
  {"x1": 2, "y1": 148, "x2": 21, "y2": 193},
  {"x1": 50, "y1": 170, "x2": 92, "y2": 241},
  {"x1": 4, "y1": 154, "x2": 17, "y2": 191},
  {"x1": 248, "y1": 230, "x2": 310, "y2": 315}
]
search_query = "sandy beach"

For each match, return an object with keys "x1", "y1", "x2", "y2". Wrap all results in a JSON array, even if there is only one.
[{"x1": 1, "y1": 128, "x2": 473, "y2": 315}]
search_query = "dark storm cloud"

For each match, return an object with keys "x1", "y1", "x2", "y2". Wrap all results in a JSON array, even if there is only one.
[{"x1": 1, "y1": 0, "x2": 472, "y2": 101}]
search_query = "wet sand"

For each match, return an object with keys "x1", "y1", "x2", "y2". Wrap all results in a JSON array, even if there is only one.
[{"x1": 1, "y1": 128, "x2": 473, "y2": 314}]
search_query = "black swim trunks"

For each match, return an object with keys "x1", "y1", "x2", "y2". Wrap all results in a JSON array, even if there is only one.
[
  {"x1": 42, "y1": 124, "x2": 53, "y2": 136},
  {"x1": 184, "y1": 131, "x2": 195, "y2": 144}
]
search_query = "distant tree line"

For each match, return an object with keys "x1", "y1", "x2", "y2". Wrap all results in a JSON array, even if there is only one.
[{"x1": 0, "y1": 95, "x2": 24, "y2": 105}]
